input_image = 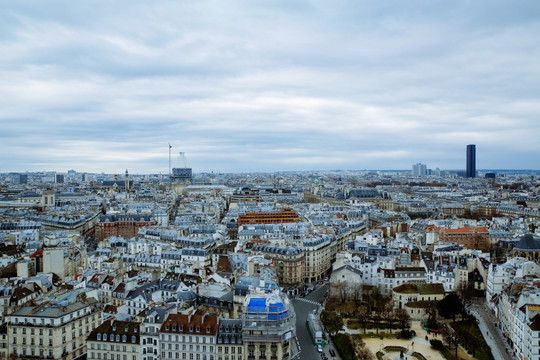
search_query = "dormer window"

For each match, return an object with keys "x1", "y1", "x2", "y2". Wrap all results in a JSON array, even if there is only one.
[
  {"x1": 166, "y1": 326, "x2": 170, "y2": 331},
  {"x1": 172, "y1": 326, "x2": 176, "y2": 331},
  {"x1": 196, "y1": 327, "x2": 200, "y2": 333},
  {"x1": 131, "y1": 336, "x2": 136, "y2": 343},
  {"x1": 206, "y1": 327, "x2": 210, "y2": 334},
  {"x1": 189, "y1": 327, "x2": 193, "y2": 332},
  {"x1": 103, "y1": 334, "x2": 107, "y2": 341},
  {"x1": 116, "y1": 335, "x2": 120, "y2": 342},
  {"x1": 122, "y1": 335, "x2": 127, "y2": 342},
  {"x1": 97, "y1": 333, "x2": 102, "y2": 341}
]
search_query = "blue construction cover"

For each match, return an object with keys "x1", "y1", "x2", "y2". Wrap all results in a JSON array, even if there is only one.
[
  {"x1": 248, "y1": 298, "x2": 267, "y2": 312},
  {"x1": 268, "y1": 301, "x2": 288, "y2": 320},
  {"x1": 268, "y1": 302, "x2": 285, "y2": 312}
]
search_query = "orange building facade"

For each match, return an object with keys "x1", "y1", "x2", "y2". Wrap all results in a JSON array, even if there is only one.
[{"x1": 237, "y1": 210, "x2": 300, "y2": 226}]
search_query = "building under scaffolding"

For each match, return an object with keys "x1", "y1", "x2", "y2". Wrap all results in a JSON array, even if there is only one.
[{"x1": 242, "y1": 289, "x2": 298, "y2": 359}]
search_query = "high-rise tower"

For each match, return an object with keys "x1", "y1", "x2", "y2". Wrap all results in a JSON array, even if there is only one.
[{"x1": 466, "y1": 144, "x2": 476, "y2": 178}]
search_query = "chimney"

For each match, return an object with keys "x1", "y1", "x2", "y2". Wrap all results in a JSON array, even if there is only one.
[{"x1": 201, "y1": 311, "x2": 207, "y2": 324}]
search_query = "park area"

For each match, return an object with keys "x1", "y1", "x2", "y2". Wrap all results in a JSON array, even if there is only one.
[{"x1": 320, "y1": 288, "x2": 493, "y2": 360}]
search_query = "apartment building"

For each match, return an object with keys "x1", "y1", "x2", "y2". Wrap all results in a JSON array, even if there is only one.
[
  {"x1": 216, "y1": 319, "x2": 243, "y2": 360},
  {"x1": 242, "y1": 290, "x2": 297, "y2": 360},
  {"x1": 250, "y1": 245, "x2": 304, "y2": 288},
  {"x1": 159, "y1": 309, "x2": 218, "y2": 360},
  {"x1": 87, "y1": 319, "x2": 141, "y2": 360},
  {"x1": 140, "y1": 305, "x2": 177, "y2": 360},
  {"x1": 7, "y1": 297, "x2": 102, "y2": 359},
  {"x1": 303, "y1": 236, "x2": 334, "y2": 283}
]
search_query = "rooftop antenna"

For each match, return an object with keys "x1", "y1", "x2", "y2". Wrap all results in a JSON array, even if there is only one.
[
  {"x1": 168, "y1": 143, "x2": 172, "y2": 177},
  {"x1": 168, "y1": 143, "x2": 172, "y2": 188}
]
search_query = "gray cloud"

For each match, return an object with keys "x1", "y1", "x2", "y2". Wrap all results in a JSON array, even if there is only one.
[{"x1": 0, "y1": 1, "x2": 539, "y2": 173}]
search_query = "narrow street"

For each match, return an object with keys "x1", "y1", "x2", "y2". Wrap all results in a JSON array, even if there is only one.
[{"x1": 292, "y1": 284, "x2": 341, "y2": 360}]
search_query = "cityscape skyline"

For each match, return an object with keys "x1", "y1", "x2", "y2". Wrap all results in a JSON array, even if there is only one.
[{"x1": 1, "y1": 1, "x2": 539, "y2": 173}]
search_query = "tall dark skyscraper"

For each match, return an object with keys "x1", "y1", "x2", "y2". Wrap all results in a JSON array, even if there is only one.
[{"x1": 466, "y1": 144, "x2": 476, "y2": 178}]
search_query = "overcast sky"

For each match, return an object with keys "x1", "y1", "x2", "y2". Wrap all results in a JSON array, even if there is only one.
[{"x1": 1, "y1": 1, "x2": 539, "y2": 174}]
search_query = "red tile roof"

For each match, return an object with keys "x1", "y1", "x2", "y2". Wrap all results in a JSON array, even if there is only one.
[{"x1": 443, "y1": 227, "x2": 488, "y2": 234}]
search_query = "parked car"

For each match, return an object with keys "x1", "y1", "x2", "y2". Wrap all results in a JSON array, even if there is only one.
[
  {"x1": 329, "y1": 349, "x2": 336, "y2": 357},
  {"x1": 317, "y1": 344, "x2": 323, "y2": 353}
]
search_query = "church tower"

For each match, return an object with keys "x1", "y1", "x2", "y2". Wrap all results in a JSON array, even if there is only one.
[{"x1": 125, "y1": 169, "x2": 130, "y2": 191}]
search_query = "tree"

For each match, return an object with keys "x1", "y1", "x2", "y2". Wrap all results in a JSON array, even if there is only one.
[
  {"x1": 394, "y1": 308, "x2": 411, "y2": 331},
  {"x1": 443, "y1": 328, "x2": 460, "y2": 358},
  {"x1": 350, "y1": 283, "x2": 363, "y2": 305},
  {"x1": 437, "y1": 293, "x2": 463, "y2": 321},
  {"x1": 372, "y1": 312, "x2": 382, "y2": 334},
  {"x1": 320, "y1": 310, "x2": 344, "y2": 336},
  {"x1": 370, "y1": 286, "x2": 382, "y2": 311},
  {"x1": 381, "y1": 305, "x2": 394, "y2": 333},
  {"x1": 456, "y1": 282, "x2": 474, "y2": 312},
  {"x1": 355, "y1": 305, "x2": 370, "y2": 334},
  {"x1": 357, "y1": 347, "x2": 375, "y2": 360},
  {"x1": 425, "y1": 301, "x2": 439, "y2": 328}
]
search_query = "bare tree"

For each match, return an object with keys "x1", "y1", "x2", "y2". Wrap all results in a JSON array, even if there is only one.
[
  {"x1": 356, "y1": 305, "x2": 370, "y2": 334},
  {"x1": 357, "y1": 347, "x2": 375, "y2": 360},
  {"x1": 425, "y1": 300, "x2": 438, "y2": 328},
  {"x1": 394, "y1": 308, "x2": 411, "y2": 331},
  {"x1": 456, "y1": 282, "x2": 474, "y2": 315},
  {"x1": 381, "y1": 305, "x2": 394, "y2": 333},
  {"x1": 443, "y1": 328, "x2": 460, "y2": 358},
  {"x1": 372, "y1": 312, "x2": 382, "y2": 334},
  {"x1": 350, "y1": 283, "x2": 363, "y2": 305}
]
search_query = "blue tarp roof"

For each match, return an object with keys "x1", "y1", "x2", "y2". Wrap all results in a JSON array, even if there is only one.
[
  {"x1": 247, "y1": 298, "x2": 288, "y2": 320},
  {"x1": 248, "y1": 298, "x2": 267, "y2": 312}
]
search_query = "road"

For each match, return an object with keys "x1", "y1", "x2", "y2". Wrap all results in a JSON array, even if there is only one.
[
  {"x1": 292, "y1": 284, "x2": 340, "y2": 360},
  {"x1": 469, "y1": 303, "x2": 513, "y2": 360}
]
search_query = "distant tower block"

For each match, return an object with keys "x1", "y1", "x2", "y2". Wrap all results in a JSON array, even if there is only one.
[{"x1": 466, "y1": 144, "x2": 476, "y2": 178}]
